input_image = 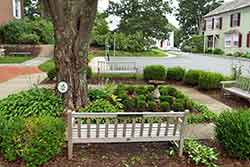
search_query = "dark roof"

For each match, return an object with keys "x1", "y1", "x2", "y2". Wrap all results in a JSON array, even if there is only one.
[{"x1": 204, "y1": 0, "x2": 250, "y2": 17}]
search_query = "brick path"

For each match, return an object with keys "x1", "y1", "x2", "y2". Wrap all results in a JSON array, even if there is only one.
[{"x1": 0, "y1": 66, "x2": 42, "y2": 83}]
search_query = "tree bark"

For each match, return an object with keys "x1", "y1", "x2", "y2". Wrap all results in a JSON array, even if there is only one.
[{"x1": 43, "y1": 0, "x2": 98, "y2": 110}]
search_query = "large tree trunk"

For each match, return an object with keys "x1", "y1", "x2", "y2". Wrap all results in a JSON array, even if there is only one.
[{"x1": 43, "y1": 0, "x2": 98, "y2": 110}]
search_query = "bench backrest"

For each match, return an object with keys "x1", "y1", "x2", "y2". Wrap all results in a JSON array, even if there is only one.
[
  {"x1": 237, "y1": 76, "x2": 250, "y2": 91},
  {"x1": 97, "y1": 61, "x2": 137, "y2": 74},
  {"x1": 68, "y1": 111, "x2": 189, "y2": 144}
]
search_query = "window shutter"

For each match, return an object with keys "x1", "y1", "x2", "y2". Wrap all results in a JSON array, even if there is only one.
[
  {"x1": 247, "y1": 33, "x2": 250, "y2": 48},
  {"x1": 237, "y1": 13, "x2": 241, "y2": 26},
  {"x1": 230, "y1": 14, "x2": 233, "y2": 27},
  {"x1": 239, "y1": 33, "x2": 242, "y2": 48},
  {"x1": 219, "y1": 17, "x2": 223, "y2": 29},
  {"x1": 204, "y1": 20, "x2": 206, "y2": 31},
  {"x1": 212, "y1": 18, "x2": 215, "y2": 29}
]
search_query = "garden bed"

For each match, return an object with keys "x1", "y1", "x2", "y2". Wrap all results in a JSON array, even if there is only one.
[{"x1": 0, "y1": 141, "x2": 249, "y2": 167}]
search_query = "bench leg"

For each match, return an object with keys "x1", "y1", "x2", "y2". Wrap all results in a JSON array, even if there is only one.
[
  {"x1": 178, "y1": 138, "x2": 184, "y2": 157},
  {"x1": 68, "y1": 141, "x2": 73, "y2": 160}
]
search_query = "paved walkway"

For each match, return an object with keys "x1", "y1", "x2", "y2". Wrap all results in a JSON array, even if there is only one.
[
  {"x1": 0, "y1": 45, "x2": 53, "y2": 97},
  {"x1": 170, "y1": 85, "x2": 231, "y2": 139},
  {"x1": 0, "y1": 72, "x2": 47, "y2": 99},
  {"x1": 171, "y1": 85, "x2": 231, "y2": 114}
]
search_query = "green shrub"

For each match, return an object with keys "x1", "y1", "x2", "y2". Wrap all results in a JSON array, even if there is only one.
[
  {"x1": 123, "y1": 98, "x2": 136, "y2": 111},
  {"x1": 159, "y1": 86, "x2": 169, "y2": 96},
  {"x1": 175, "y1": 91, "x2": 185, "y2": 99},
  {"x1": 0, "y1": 17, "x2": 54, "y2": 44},
  {"x1": 184, "y1": 140, "x2": 218, "y2": 167},
  {"x1": 198, "y1": 72, "x2": 225, "y2": 90},
  {"x1": 188, "y1": 102, "x2": 218, "y2": 124},
  {"x1": 143, "y1": 65, "x2": 166, "y2": 81},
  {"x1": 172, "y1": 99, "x2": 185, "y2": 111},
  {"x1": 205, "y1": 48, "x2": 213, "y2": 54},
  {"x1": 0, "y1": 116, "x2": 65, "y2": 166},
  {"x1": 233, "y1": 51, "x2": 243, "y2": 57},
  {"x1": 81, "y1": 99, "x2": 121, "y2": 113},
  {"x1": 135, "y1": 86, "x2": 148, "y2": 95},
  {"x1": 0, "y1": 88, "x2": 63, "y2": 119},
  {"x1": 184, "y1": 70, "x2": 203, "y2": 86},
  {"x1": 226, "y1": 53, "x2": 233, "y2": 57},
  {"x1": 160, "y1": 102, "x2": 170, "y2": 112},
  {"x1": 148, "y1": 101, "x2": 157, "y2": 112},
  {"x1": 18, "y1": 33, "x2": 40, "y2": 44},
  {"x1": 20, "y1": 116, "x2": 65, "y2": 166},
  {"x1": 213, "y1": 48, "x2": 224, "y2": 55},
  {"x1": 136, "y1": 99, "x2": 147, "y2": 111},
  {"x1": 47, "y1": 68, "x2": 57, "y2": 80},
  {"x1": 88, "y1": 89, "x2": 109, "y2": 101},
  {"x1": 167, "y1": 67, "x2": 185, "y2": 81},
  {"x1": 159, "y1": 95, "x2": 174, "y2": 104},
  {"x1": 0, "y1": 117, "x2": 24, "y2": 161},
  {"x1": 166, "y1": 87, "x2": 178, "y2": 97},
  {"x1": 215, "y1": 110, "x2": 250, "y2": 159}
]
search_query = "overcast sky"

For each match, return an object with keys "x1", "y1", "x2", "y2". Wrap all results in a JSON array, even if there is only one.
[{"x1": 98, "y1": 0, "x2": 234, "y2": 29}]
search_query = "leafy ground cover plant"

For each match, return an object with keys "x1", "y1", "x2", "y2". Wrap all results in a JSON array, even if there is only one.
[
  {"x1": 0, "y1": 88, "x2": 63, "y2": 119},
  {"x1": 80, "y1": 99, "x2": 122, "y2": 113},
  {"x1": 185, "y1": 140, "x2": 219, "y2": 167}
]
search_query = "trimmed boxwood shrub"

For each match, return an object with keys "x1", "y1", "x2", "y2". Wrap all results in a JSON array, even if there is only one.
[
  {"x1": 143, "y1": 65, "x2": 166, "y2": 81},
  {"x1": 172, "y1": 99, "x2": 185, "y2": 111},
  {"x1": 0, "y1": 116, "x2": 65, "y2": 166},
  {"x1": 184, "y1": 70, "x2": 203, "y2": 86},
  {"x1": 148, "y1": 101, "x2": 157, "y2": 112},
  {"x1": 167, "y1": 67, "x2": 185, "y2": 81},
  {"x1": 213, "y1": 48, "x2": 224, "y2": 55},
  {"x1": 0, "y1": 88, "x2": 63, "y2": 119},
  {"x1": 198, "y1": 72, "x2": 224, "y2": 90},
  {"x1": 215, "y1": 110, "x2": 250, "y2": 159},
  {"x1": 160, "y1": 102, "x2": 170, "y2": 112},
  {"x1": 159, "y1": 95, "x2": 174, "y2": 104}
]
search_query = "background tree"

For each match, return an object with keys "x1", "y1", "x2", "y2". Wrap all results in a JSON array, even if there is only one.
[
  {"x1": 24, "y1": 0, "x2": 41, "y2": 18},
  {"x1": 106, "y1": 0, "x2": 172, "y2": 40},
  {"x1": 176, "y1": 0, "x2": 223, "y2": 38},
  {"x1": 42, "y1": 0, "x2": 98, "y2": 110}
]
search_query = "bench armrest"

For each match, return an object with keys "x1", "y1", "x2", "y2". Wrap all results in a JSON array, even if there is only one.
[{"x1": 220, "y1": 80, "x2": 237, "y2": 88}]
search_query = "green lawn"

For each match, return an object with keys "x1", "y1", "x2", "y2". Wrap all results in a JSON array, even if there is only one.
[
  {"x1": 90, "y1": 48, "x2": 167, "y2": 57},
  {"x1": 0, "y1": 55, "x2": 32, "y2": 64},
  {"x1": 39, "y1": 59, "x2": 55, "y2": 72}
]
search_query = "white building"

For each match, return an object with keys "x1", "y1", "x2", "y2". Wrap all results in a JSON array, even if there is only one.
[{"x1": 155, "y1": 32, "x2": 175, "y2": 50}]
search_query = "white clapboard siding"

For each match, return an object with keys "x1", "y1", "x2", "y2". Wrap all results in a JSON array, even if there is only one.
[{"x1": 67, "y1": 111, "x2": 189, "y2": 160}]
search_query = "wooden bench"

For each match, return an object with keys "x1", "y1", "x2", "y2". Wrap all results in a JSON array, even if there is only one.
[
  {"x1": 97, "y1": 61, "x2": 137, "y2": 74},
  {"x1": 9, "y1": 51, "x2": 32, "y2": 56},
  {"x1": 221, "y1": 76, "x2": 250, "y2": 101},
  {"x1": 67, "y1": 111, "x2": 189, "y2": 159}
]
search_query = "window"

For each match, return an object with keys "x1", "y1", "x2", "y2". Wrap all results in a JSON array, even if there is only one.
[
  {"x1": 12, "y1": 0, "x2": 21, "y2": 19},
  {"x1": 206, "y1": 18, "x2": 213, "y2": 30},
  {"x1": 247, "y1": 33, "x2": 250, "y2": 48},
  {"x1": 224, "y1": 32, "x2": 241, "y2": 48},
  {"x1": 231, "y1": 13, "x2": 240, "y2": 27},
  {"x1": 232, "y1": 33, "x2": 239, "y2": 46},
  {"x1": 215, "y1": 17, "x2": 222, "y2": 29},
  {"x1": 224, "y1": 34, "x2": 231, "y2": 47}
]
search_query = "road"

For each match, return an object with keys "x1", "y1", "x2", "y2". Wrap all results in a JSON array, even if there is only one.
[{"x1": 105, "y1": 53, "x2": 250, "y2": 76}]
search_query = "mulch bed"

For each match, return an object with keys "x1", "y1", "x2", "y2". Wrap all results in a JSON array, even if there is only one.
[{"x1": 1, "y1": 141, "x2": 249, "y2": 167}]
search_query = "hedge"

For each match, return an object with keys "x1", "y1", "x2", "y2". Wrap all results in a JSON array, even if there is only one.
[{"x1": 143, "y1": 65, "x2": 166, "y2": 81}]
